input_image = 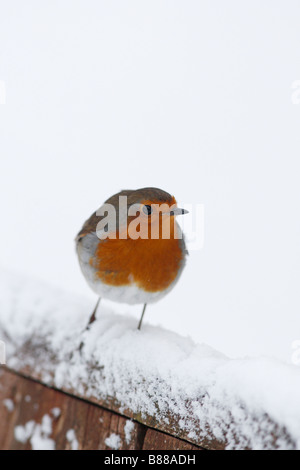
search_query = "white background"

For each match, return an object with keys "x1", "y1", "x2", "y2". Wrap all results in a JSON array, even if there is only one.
[{"x1": 0, "y1": 0, "x2": 300, "y2": 362}]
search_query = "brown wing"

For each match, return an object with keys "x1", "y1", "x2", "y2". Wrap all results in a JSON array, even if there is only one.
[{"x1": 75, "y1": 189, "x2": 134, "y2": 242}]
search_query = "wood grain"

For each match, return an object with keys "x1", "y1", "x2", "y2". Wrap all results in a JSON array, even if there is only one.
[{"x1": 0, "y1": 368, "x2": 203, "y2": 450}]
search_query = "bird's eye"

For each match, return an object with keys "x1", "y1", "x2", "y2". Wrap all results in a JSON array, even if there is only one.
[{"x1": 142, "y1": 204, "x2": 153, "y2": 216}]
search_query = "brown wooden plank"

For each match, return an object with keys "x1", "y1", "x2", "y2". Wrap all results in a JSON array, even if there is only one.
[
  {"x1": 0, "y1": 368, "x2": 203, "y2": 450},
  {"x1": 142, "y1": 428, "x2": 201, "y2": 450}
]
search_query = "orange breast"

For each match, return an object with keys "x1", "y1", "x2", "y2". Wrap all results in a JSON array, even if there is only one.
[{"x1": 91, "y1": 233, "x2": 184, "y2": 293}]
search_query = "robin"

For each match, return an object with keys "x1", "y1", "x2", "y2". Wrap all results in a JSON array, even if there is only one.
[{"x1": 76, "y1": 187, "x2": 188, "y2": 330}]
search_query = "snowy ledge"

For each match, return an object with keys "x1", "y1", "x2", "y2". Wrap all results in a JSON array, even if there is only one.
[{"x1": 0, "y1": 270, "x2": 300, "y2": 450}]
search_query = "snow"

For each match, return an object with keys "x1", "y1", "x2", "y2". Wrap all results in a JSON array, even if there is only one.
[
  {"x1": 14, "y1": 421, "x2": 35, "y2": 444},
  {"x1": 30, "y1": 414, "x2": 55, "y2": 451},
  {"x1": 3, "y1": 398, "x2": 14, "y2": 412},
  {"x1": 124, "y1": 420, "x2": 135, "y2": 444},
  {"x1": 0, "y1": 340, "x2": 5, "y2": 364},
  {"x1": 105, "y1": 433, "x2": 122, "y2": 450},
  {"x1": 51, "y1": 407, "x2": 61, "y2": 419},
  {"x1": 66, "y1": 429, "x2": 79, "y2": 450},
  {"x1": 30, "y1": 429, "x2": 55, "y2": 450},
  {"x1": 1, "y1": 268, "x2": 300, "y2": 450},
  {"x1": 14, "y1": 414, "x2": 55, "y2": 450}
]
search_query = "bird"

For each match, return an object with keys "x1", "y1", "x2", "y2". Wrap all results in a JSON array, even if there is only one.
[{"x1": 76, "y1": 187, "x2": 188, "y2": 330}]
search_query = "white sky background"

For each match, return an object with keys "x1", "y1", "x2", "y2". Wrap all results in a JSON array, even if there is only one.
[{"x1": 0, "y1": 0, "x2": 300, "y2": 362}]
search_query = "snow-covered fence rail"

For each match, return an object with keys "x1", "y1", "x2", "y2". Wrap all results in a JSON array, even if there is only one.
[{"x1": 0, "y1": 271, "x2": 299, "y2": 450}]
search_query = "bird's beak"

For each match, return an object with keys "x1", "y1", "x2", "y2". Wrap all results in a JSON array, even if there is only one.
[{"x1": 168, "y1": 208, "x2": 189, "y2": 216}]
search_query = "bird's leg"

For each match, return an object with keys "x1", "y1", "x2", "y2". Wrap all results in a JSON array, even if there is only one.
[
  {"x1": 85, "y1": 297, "x2": 101, "y2": 331},
  {"x1": 137, "y1": 303, "x2": 147, "y2": 330},
  {"x1": 78, "y1": 298, "x2": 101, "y2": 355}
]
